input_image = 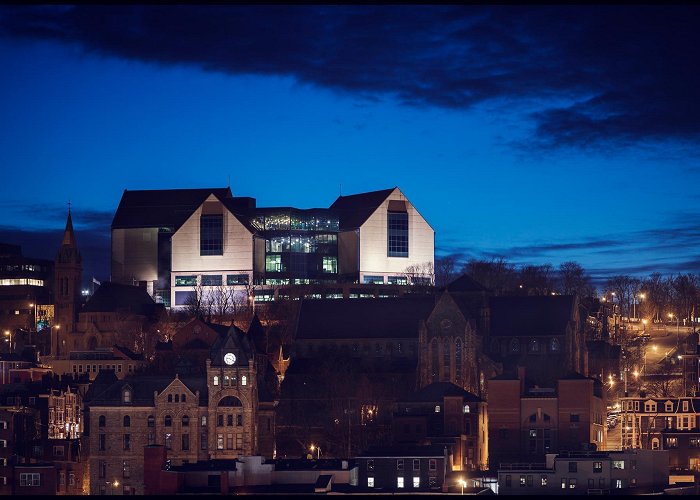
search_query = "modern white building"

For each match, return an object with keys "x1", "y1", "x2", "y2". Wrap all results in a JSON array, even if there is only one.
[{"x1": 111, "y1": 186, "x2": 434, "y2": 309}]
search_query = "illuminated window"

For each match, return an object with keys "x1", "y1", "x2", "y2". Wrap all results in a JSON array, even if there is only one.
[
  {"x1": 213, "y1": 376, "x2": 219, "y2": 386},
  {"x1": 200, "y1": 214, "x2": 223, "y2": 255},
  {"x1": 175, "y1": 275, "x2": 197, "y2": 286},
  {"x1": 165, "y1": 433, "x2": 172, "y2": 450},
  {"x1": 241, "y1": 375, "x2": 247, "y2": 386},
  {"x1": 387, "y1": 211, "x2": 408, "y2": 257},
  {"x1": 367, "y1": 477, "x2": 374, "y2": 488},
  {"x1": 265, "y1": 255, "x2": 283, "y2": 273},
  {"x1": 227, "y1": 274, "x2": 249, "y2": 286},
  {"x1": 413, "y1": 477, "x2": 420, "y2": 488},
  {"x1": 322, "y1": 256, "x2": 337, "y2": 273},
  {"x1": 397, "y1": 477, "x2": 404, "y2": 488}
]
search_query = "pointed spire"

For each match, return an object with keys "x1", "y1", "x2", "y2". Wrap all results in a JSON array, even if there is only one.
[{"x1": 56, "y1": 206, "x2": 81, "y2": 264}]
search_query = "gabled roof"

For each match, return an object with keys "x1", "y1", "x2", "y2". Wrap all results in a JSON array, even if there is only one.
[
  {"x1": 400, "y1": 382, "x2": 483, "y2": 403},
  {"x1": 489, "y1": 295, "x2": 576, "y2": 337},
  {"x1": 295, "y1": 297, "x2": 434, "y2": 340},
  {"x1": 441, "y1": 274, "x2": 489, "y2": 293},
  {"x1": 329, "y1": 187, "x2": 395, "y2": 230},
  {"x1": 111, "y1": 187, "x2": 232, "y2": 229},
  {"x1": 82, "y1": 281, "x2": 158, "y2": 315}
]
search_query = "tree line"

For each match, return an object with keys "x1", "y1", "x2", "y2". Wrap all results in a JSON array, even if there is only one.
[{"x1": 436, "y1": 255, "x2": 699, "y2": 324}]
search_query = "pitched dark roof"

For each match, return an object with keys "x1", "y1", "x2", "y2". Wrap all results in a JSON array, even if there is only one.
[
  {"x1": 441, "y1": 274, "x2": 489, "y2": 293},
  {"x1": 489, "y1": 295, "x2": 577, "y2": 337},
  {"x1": 295, "y1": 297, "x2": 434, "y2": 340},
  {"x1": 82, "y1": 281, "x2": 157, "y2": 315},
  {"x1": 87, "y1": 374, "x2": 208, "y2": 406},
  {"x1": 111, "y1": 187, "x2": 232, "y2": 229},
  {"x1": 329, "y1": 187, "x2": 395, "y2": 230},
  {"x1": 400, "y1": 382, "x2": 483, "y2": 403}
]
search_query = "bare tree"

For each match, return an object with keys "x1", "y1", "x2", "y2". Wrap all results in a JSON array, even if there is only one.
[
  {"x1": 518, "y1": 264, "x2": 556, "y2": 295},
  {"x1": 462, "y1": 257, "x2": 517, "y2": 295},
  {"x1": 641, "y1": 273, "x2": 671, "y2": 323},
  {"x1": 435, "y1": 255, "x2": 460, "y2": 288},
  {"x1": 558, "y1": 261, "x2": 595, "y2": 298}
]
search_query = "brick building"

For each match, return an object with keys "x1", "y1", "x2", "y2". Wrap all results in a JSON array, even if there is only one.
[
  {"x1": 487, "y1": 369, "x2": 606, "y2": 468},
  {"x1": 86, "y1": 322, "x2": 277, "y2": 494}
]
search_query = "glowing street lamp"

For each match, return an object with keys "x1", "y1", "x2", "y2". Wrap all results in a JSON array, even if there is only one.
[
  {"x1": 458, "y1": 478, "x2": 467, "y2": 495},
  {"x1": 310, "y1": 444, "x2": 320, "y2": 459}
]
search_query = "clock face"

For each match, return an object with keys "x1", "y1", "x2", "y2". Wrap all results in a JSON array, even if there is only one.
[{"x1": 224, "y1": 352, "x2": 236, "y2": 365}]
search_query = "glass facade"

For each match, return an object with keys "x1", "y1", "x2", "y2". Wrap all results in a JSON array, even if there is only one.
[
  {"x1": 200, "y1": 214, "x2": 223, "y2": 255},
  {"x1": 387, "y1": 211, "x2": 408, "y2": 257},
  {"x1": 255, "y1": 208, "x2": 339, "y2": 282},
  {"x1": 201, "y1": 275, "x2": 222, "y2": 286}
]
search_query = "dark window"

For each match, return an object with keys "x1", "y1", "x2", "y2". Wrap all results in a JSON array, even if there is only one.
[
  {"x1": 123, "y1": 434, "x2": 130, "y2": 451},
  {"x1": 570, "y1": 414, "x2": 580, "y2": 422},
  {"x1": 99, "y1": 415, "x2": 106, "y2": 427},
  {"x1": 568, "y1": 462, "x2": 577, "y2": 473},
  {"x1": 593, "y1": 461, "x2": 603, "y2": 473},
  {"x1": 237, "y1": 415, "x2": 243, "y2": 426},
  {"x1": 99, "y1": 434, "x2": 106, "y2": 451},
  {"x1": 200, "y1": 214, "x2": 223, "y2": 255},
  {"x1": 165, "y1": 415, "x2": 172, "y2": 427},
  {"x1": 217, "y1": 415, "x2": 224, "y2": 427},
  {"x1": 201, "y1": 275, "x2": 222, "y2": 286},
  {"x1": 182, "y1": 415, "x2": 189, "y2": 427},
  {"x1": 182, "y1": 433, "x2": 190, "y2": 451},
  {"x1": 123, "y1": 415, "x2": 130, "y2": 427},
  {"x1": 147, "y1": 415, "x2": 155, "y2": 427},
  {"x1": 167, "y1": 394, "x2": 172, "y2": 403},
  {"x1": 387, "y1": 211, "x2": 408, "y2": 257},
  {"x1": 227, "y1": 415, "x2": 233, "y2": 426}
]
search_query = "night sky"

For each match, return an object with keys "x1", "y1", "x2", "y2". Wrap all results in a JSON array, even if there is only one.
[{"x1": 1, "y1": 6, "x2": 699, "y2": 286}]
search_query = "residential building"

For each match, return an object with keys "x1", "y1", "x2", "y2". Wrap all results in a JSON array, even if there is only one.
[
  {"x1": 487, "y1": 369, "x2": 606, "y2": 468},
  {"x1": 50, "y1": 345, "x2": 148, "y2": 381},
  {"x1": 497, "y1": 449, "x2": 669, "y2": 495},
  {"x1": 392, "y1": 382, "x2": 488, "y2": 472},
  {"x1": 356, "y1": 445, "x2": 449, "y2": 493},
  {"x1": 619, "y1": 395, "x2": 700, "y2": 453}
]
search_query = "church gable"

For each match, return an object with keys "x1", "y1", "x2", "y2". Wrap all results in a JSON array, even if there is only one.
[
  {"x1": 425, "y1": 292, "x2": 469, "y2": 340},
  {"x1": 155, "y1": 375, "x2": 198, "y2": 405}
]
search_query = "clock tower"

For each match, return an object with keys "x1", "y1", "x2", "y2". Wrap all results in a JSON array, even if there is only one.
[{"x1": 206, "y1": 325, "x2": 259, "y2": 457}]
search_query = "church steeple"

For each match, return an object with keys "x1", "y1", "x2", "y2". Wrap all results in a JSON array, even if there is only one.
[{"x1": 54, "y1": 207, "x2": 83, "y2": 355}]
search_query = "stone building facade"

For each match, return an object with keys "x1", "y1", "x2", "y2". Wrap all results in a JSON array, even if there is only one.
[{"x1": 86, "y1": 324, "x2": 277, "y2": 494}]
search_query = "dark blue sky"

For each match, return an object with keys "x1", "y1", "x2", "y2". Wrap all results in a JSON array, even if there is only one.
[{"x1": 1, "y1": 5, "x2": 699, "y2": 286}]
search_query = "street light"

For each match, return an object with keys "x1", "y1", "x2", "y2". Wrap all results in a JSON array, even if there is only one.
[
  {"x1": 51, "y1": 324, "x2": 60, "y2": 357},
  {"x1": 669, "y1": 313, "x2": 680, "y2": 348},
  {"x1": 3, "y1": 330, "x2": 12, "y2": 353},
  {"x1": 310, "y1": 444, "x2": 320, "y2": 459},
  {"x1": 112, "y1": 480, "x2": 119, "y2": 495},
  {"x1": 458, "y1": 478, "x2": 466, "y2": 494}
]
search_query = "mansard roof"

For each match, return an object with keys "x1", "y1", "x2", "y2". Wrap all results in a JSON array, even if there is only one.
[
  {"x1": 295, "y1": 297, "x2": 434, "y2": 340},
  {"x1": 489, "y1": 295, "x2": 577, "y2": 337},
  {"x1": 82, "y1": 281, "x2": 158, "y2": 315},
  {"x1": 111, "y1": 187, "x2": 232, "y2": 230},
  {"x1": 399, "y1": 382, "x2": 483, "y2": 403},
  {"x1": 329, "y1": 187, "x2": 396, "y2": 230}
]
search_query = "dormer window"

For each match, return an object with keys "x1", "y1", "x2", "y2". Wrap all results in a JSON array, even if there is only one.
[
  {"x1": 241, "y1": 375, "x2": 247, "y2": 386},
  {"x1": 665, "y1": 401, "x2": 674, "y2": 412},
  {"x1": 122, "y1": 388, "x2": 132, "y2": 404}
]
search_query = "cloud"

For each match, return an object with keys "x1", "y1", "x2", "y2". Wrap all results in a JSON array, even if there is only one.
[
  {"x1": 0, "y1": 202, "x2": 113, "y2": 231},
  {"x1": 2, "y1": 5, "x2": 699, "y2": 150}
]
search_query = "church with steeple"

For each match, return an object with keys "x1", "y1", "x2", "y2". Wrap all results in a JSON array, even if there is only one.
[{"x1": 53, "y1": 208, "x2": 82, "y2": 356}]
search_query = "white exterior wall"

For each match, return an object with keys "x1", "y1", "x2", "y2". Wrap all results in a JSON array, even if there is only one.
[
  {"x1": 170, "y1": 195, "x2": 254, "y2": 308},
  {"x1": 358, "y1": 188, "x2": 434, "y2": 283}
]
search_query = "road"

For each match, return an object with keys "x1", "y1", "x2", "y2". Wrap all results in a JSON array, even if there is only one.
[{"x1": 624, "y1": 323, "x2": 694, "y2": 371}]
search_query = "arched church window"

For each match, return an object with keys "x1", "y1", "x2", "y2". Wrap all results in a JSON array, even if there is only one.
[
  {"x1": 510, "y1": 339, "x2": 520, "y2": 352},
  {"x1": 529, "y1": 339, "x2": 539, "y2": 353},
  {"x1": 550, "y1": 339, "x2": 560, "y2": 351},
  {"x1": 443, "y1": 338, "x2": 450, "y2": 381},
  {"x1": 431, "y1": 339, "x2": 439, "y2": 383},
  {"x1": 455, "y1": 338, "x2": 462, "y2": 385}
]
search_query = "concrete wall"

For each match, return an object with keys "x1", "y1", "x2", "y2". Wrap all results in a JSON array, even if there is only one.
[{"x1": 111, "y1": 228, "x2": 159, "y2": 288}]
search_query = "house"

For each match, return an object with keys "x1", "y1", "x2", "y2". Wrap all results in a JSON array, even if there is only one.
[
  {"x1": 355, "y1": 445, "x2": 449, "y2": 492},
  {"x1": 392, "y1": 382, "x2": 488, "y2": 472},
  {"x1": 497, "y1": 449, "x2": 669, "y2": 495}
]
